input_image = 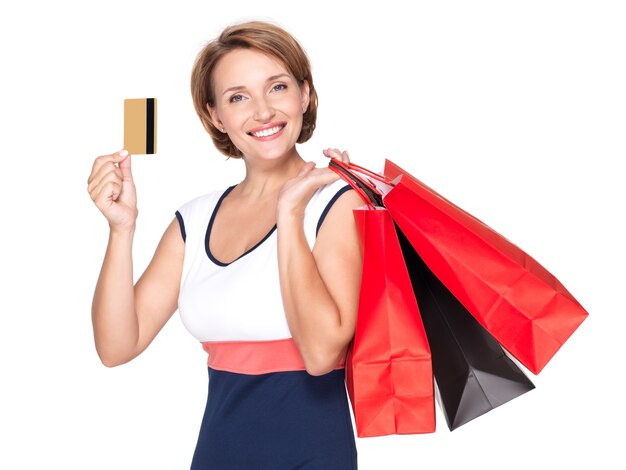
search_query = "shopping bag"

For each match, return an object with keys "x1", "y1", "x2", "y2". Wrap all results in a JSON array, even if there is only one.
[
  {"x1": 396, "y1": 226, "x2": 535, "y2": 430},
  {"x1": 329, "y1": 158, "x2": 588, "y2": 375},
  {"x1": 383, "y1": 159, "x2": 588, "y2": 374},
  {"x1": 331, "y1": 160, "x2": 534, "y2": 431},
  {"x1": 346, "y1": 205, "x2": 435, "y2": 437}
]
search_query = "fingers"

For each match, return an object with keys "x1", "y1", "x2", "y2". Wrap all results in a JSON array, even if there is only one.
[
  {"x1": 298, "y1": 161, "x2": 340, "y2": 186},
  {"x1": 118, "y1": 151, "x2": 132, "y2": 179},
  {"x1": 88, "y1": 166, "x2": 124, "y2": 204},
  {"x1": 88, "y1": 161, "x2": 123, "y2": 197},
  {"x1": 93, "y1": 179, "x2": 123, "y2": 205},
  {"x1": 87, "y1": 149, "x2": 130, "y2": 204},
  {"x1": 322, "y1": 147, "x2": 350, "y2": 164},
  {"x1": 88, "y1": 149, "x2": 130, "y2": 185}
]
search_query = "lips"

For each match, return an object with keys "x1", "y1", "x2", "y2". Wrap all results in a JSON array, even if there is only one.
[{"x1": 247, "y1": 123, "x2": 286, "y2": 139}]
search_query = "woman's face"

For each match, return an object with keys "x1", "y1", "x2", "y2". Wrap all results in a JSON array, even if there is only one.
[{"x1": 207, "y1": 48, "x2": 310, "y2": 162}]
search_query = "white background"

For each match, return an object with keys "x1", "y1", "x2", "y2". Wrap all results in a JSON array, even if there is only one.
[{"x1": 1, "y1": 1, "x2": 624, "y2": 468}]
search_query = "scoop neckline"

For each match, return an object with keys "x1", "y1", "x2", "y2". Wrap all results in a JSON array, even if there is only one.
[{"x1": 205, "y1": 185, "x2": 278, "y2": 267}]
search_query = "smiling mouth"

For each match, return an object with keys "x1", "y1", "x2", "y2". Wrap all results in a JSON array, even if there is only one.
[{"x1": 248, "y1": 124, "x2": 286, "y2": 138}]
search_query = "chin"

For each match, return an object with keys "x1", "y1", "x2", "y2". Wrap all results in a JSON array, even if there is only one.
[{"x1": 244, "y1": 144, "x2": 297, "y2": 161}]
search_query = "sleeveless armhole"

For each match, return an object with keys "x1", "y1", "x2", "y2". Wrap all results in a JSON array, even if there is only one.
[
  {"x1": 315, "y1": 184, "x2": 354, "y2": 238},
  {"x1": 175, "y1": 210, "x2": 186, "y2": 242},
  {"x1": 176, "y1": 189, "x2": 228, "y2": 301}
]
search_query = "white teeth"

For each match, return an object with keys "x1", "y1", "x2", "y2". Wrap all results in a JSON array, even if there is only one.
[{"x1": 251, "y1": 125, "x2": 284, "y2": 138}]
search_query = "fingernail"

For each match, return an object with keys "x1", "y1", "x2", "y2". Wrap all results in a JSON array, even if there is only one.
[{"x1": 119, "y1": 149, "x2": 129, "y2": 157}]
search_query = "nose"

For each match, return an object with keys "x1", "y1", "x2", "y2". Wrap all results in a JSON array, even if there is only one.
[{"x1": 253, "y1": 96, "x2": 275, "y2": 122}]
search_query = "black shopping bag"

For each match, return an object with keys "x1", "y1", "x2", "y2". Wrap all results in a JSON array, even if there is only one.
[{"x1": 396, "y1": 225, "x2": 535, "y2": 430}]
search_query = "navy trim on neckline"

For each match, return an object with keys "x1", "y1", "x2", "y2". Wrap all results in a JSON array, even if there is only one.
[
  {"x1": 315, "y1": 185, "x2": 353, "y2": 237},
  {"x1": 205, "y1": 185, "x2": 278, "y2": 267}
]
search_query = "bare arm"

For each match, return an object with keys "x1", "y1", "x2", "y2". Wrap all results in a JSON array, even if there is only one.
[
  {"x1": 91, "y1": 219, "x2": 183, "y2": 366},
  {"x1": 88, "y1": 150, "x2": 183, "y2": 366},
  {"x1": 277, "y1": 188, "x2": 363, "y2": 376},
  {"x1": 276, "y1": 150, "x2": 363, "y2": 376}
]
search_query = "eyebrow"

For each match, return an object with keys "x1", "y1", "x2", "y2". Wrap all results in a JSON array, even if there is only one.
[{"x1": 221, "y1": 73, "x2": 292, "y2": 96}]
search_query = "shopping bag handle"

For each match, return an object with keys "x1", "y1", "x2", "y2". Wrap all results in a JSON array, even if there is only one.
[
  {"x1": 328, "y1": 160, "x2": 380, "y2": 208},
  {"x1": 328, "y1": 158, "x2": 395, "y2": 208},
  {"x1": 330, "y1": 159, "x2": 393, "y2": 186}
]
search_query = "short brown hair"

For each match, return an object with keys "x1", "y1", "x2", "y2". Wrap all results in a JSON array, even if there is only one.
[{"x1": 190, "y1": 21, "x2": 318, "y2": 158}]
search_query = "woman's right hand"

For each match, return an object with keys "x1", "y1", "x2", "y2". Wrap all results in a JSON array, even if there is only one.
[{"x1": 87, "y1": 149, "x2": 138, "y2": 231}]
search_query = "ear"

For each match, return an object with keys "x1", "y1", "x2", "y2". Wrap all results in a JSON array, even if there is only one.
[
  {"x1": 206, "y1": 103, "x2": 225, "y2": 132},
  {"x1": 300, "y1": 80, "x2": 311, "y2": 113}
]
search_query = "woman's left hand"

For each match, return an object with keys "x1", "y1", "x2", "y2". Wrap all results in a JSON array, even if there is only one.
[
  {"x1": 276, "y1": 148, "x2": 351, "y2": 223},
  {"x1": 322, "y1": 147, "x2": 350, "y2": 165}
]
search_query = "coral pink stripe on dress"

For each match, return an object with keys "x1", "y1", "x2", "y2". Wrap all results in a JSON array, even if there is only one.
[{"x1": 201, "y1": 338, "x2": 346, "y2": 375}]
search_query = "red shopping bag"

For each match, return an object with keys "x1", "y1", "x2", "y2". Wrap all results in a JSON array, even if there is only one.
[
  {"x1": 383, "y1": 159, "x2": 588, "y2": 374},
  {"x1": 330, "y1": 158, "x2": 588, "y2": 375},
  {"x1": 332, "y1": 160, "x2": 534, "y2": 432},
  {"x1": 346, "y1": 206, "x2": 435, "y2": 437}
]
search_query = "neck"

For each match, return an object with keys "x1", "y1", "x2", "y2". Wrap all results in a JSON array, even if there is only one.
[{"x1": 235, "y1": 148, "x2": 306, "y2": 199}]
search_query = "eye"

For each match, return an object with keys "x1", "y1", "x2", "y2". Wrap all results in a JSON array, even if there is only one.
[
  {"x1": 229, "y1": 94, "x2": 245, "y2": 103},
  {"x1": 271, "y1": 83, "x2": 287, "y2": 92}
]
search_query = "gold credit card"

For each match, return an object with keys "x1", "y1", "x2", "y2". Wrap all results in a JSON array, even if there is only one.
[{"x1": 124, "y1": 98, "x2": 157, "y2": 154}]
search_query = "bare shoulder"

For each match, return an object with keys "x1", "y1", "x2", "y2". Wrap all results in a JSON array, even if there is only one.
[
  {"x1": 312, "y1": 186, "x2": 364, "y2": 274},
  {"x1": 314, "y1": 187, "x2": 365, "y2": 242},
  {"x1": 135, "y1": 216, "x2": 185, "y2": 307}
]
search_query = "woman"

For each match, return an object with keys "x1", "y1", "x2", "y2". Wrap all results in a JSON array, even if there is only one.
[{"x1": 87, "y1": 21, "x2": 363, "y2": 469}]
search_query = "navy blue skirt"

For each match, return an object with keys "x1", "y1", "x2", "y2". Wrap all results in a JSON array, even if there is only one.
[{"x1": 190, "y1": 367, "x2": 358, "y2": 469}]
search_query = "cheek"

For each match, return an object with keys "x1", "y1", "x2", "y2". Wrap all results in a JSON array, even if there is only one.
[
  {"x1": 292, "y1": 93, "x2": 306, "y2": 113},
  {"x1": 220, "y1": 107, "x2": 244, "y2": 126},
  {"x1": 285, "y1": 98, "x2": 305, "y2": 123}
]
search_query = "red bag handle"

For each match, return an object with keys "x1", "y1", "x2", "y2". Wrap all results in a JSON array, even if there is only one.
[
  {"x1": 328, "y1": 158, "x2": 394, "y2": 208},
  {"x1": 331, "y1": 159, "x2": 393, "y2": 186},
  {"x1": 328, "y1": 160, "x2": 378, "y2": 208}
]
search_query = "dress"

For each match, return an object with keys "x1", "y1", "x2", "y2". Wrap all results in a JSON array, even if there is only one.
[{"x1": 175, "y1": 178, "x2": 358, "y2": 469}]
